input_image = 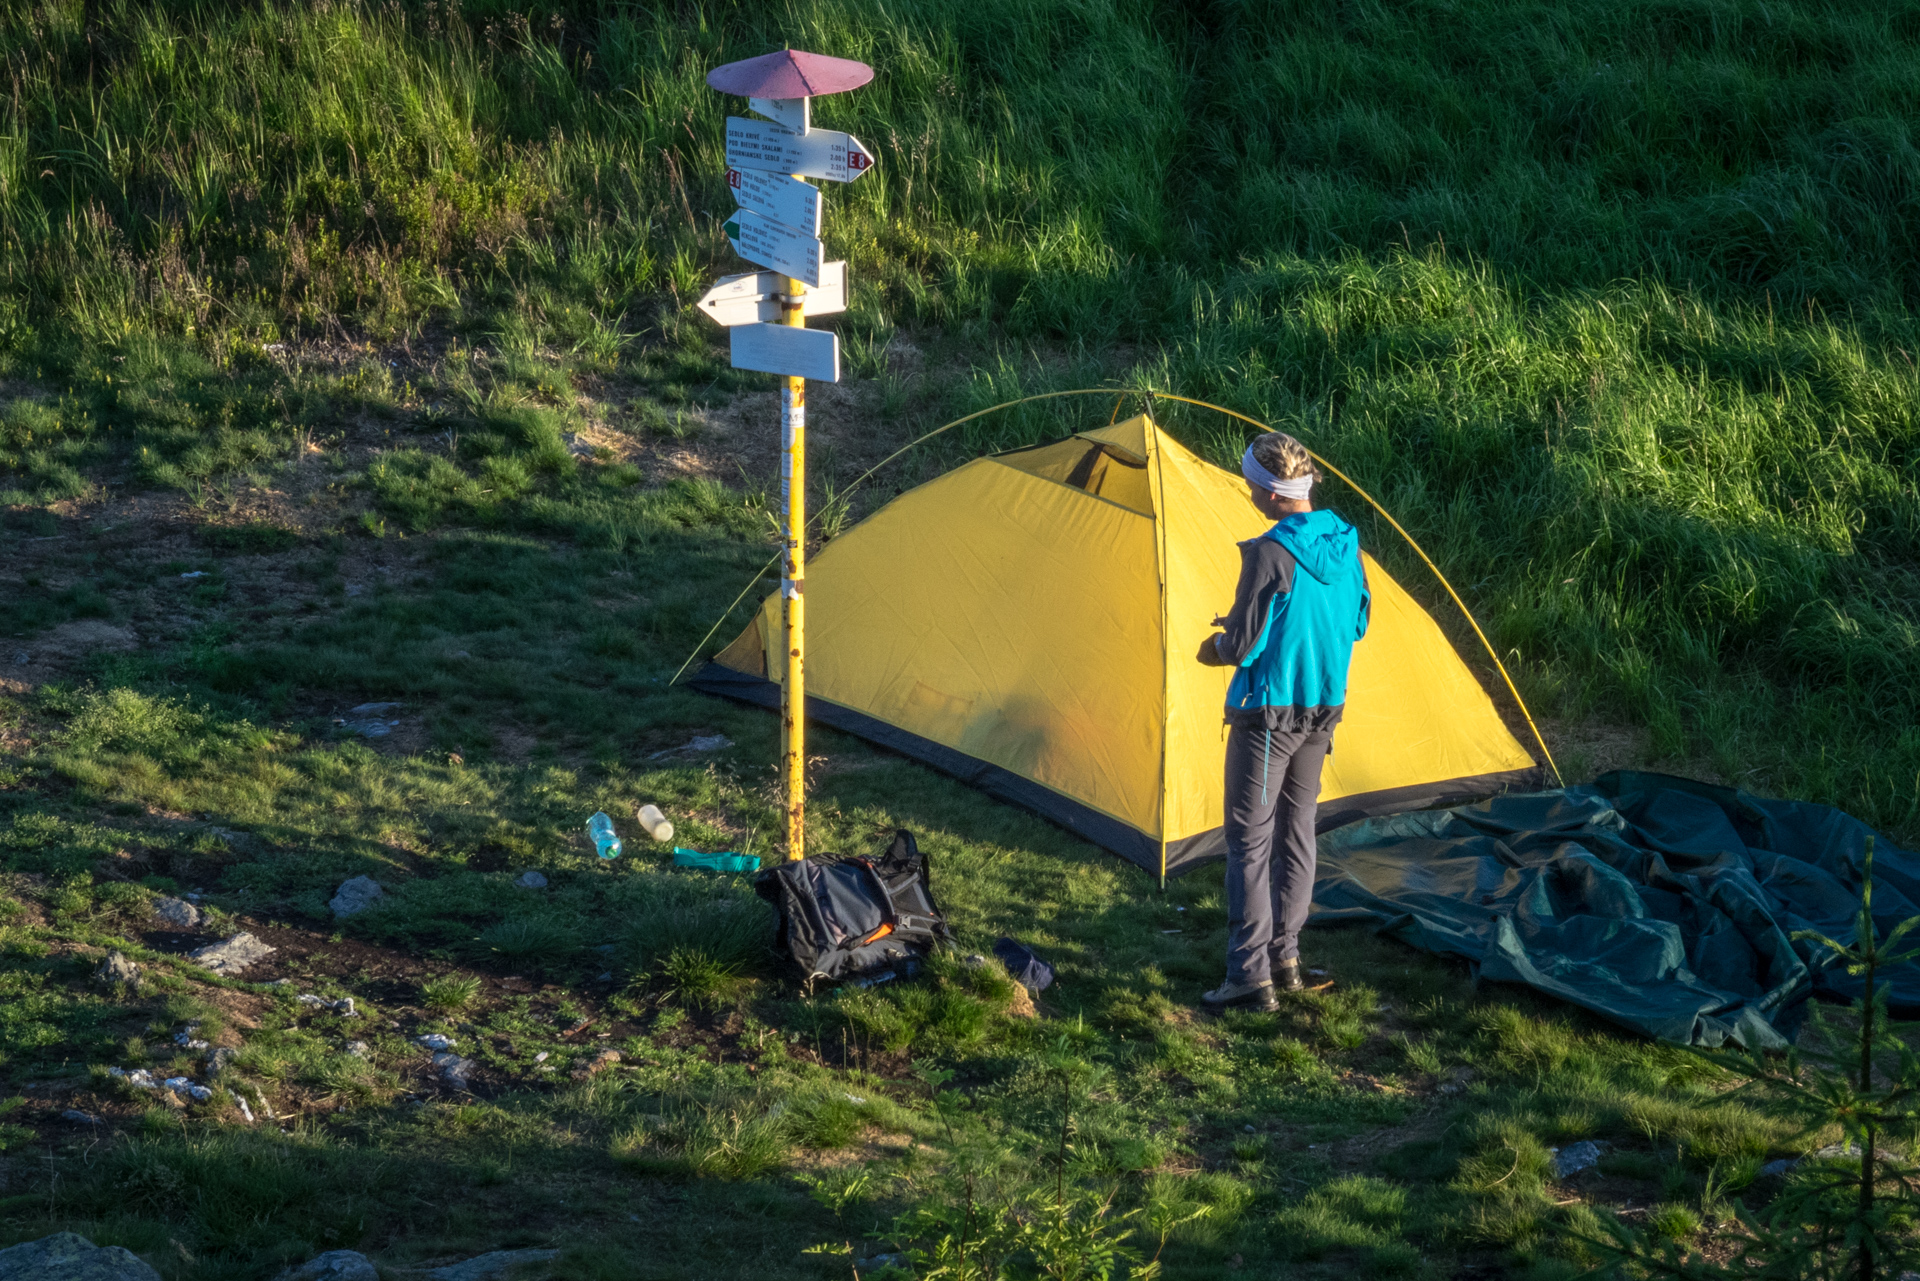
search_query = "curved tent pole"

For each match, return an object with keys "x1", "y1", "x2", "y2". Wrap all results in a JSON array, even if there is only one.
[
  {"x1": 1143, "y1": 391, "x2": 1565, "y2": 789},
  {"x1": 671, "y1": 387, "x2": 1564, "y2": 790}
]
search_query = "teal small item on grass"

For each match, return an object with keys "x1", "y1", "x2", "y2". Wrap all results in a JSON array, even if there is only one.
[
  {"x1": 586, "y1": 812, "x2": 622, "y2": 860},
  {"x1": 672, "y1": 847, "x2": 761, "y2": 874}
]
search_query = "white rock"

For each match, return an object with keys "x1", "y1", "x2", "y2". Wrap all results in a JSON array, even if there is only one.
[
  {"x1": 152, "y1": 896, "x2": 202, "y2": 930},
  {"x1": 328, "y1": 876, "x2": 385, "y2": 918},
  {"x1": 1551, "y1": 1140, "x2": 1605, "y2": 1178},
  {"x1": 93, "y1": 952, "x2": 141, "y2": 987},
  {"x1": 432, "y1": 1052, "x2": 475, "y2": 1086},
  {"x1": 0, "y1": 1232, "x2": 163, "y2": 1280},
  {"x1": 108, "y1": 1067, "x2": 158, "y2": 1090},
  {"x1": 188, "y1": 932, "x2": 276, "y2": 975},
  {"x1": 416, "y1": 1034, "x2": 457, "y2": 1050}
]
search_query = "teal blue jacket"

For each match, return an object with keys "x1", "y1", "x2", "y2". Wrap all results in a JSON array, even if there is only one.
[{"x1": 1207, "y1": 510, "x2": 1371, "y2": 731}]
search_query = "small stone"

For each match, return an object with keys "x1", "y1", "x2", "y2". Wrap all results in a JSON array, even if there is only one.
[
  {"x1": 347, "y1": 702, "x2": 404, "y2": 716},
  {"x1": 570, "y1": 1049, "x2": 621, "y2": 1080},
  {"x1": 432, "y1": 1052, "x2": 475, "y2": 1087},
  {"x1": 423, "y1": 1249, "x2": 561, "y2": 1281},
  {"x1": 328, "y1": 876, "x2": 385, "y2": 918},
  {"x1": 107, "y1": 1067, "x2": 156, "y2": 1090},
  {"x1": 275, "y1": 1249, "x2": 380, "y2": 1281},
  {"x1": 416, "y1": 1033, "x2": 456, "y2": 1051},
  {"x1": 345, "y1": 1041, "x2": 371, "y2": 1058},
  {"x1": 152, "y1": 896, "x2": 202, "y2": 930},
  {"x1": 62, "y1": 1109, "x2": 101, "y2": 1125},
  {"x1": 963, "y1": 953, "x2": 987, "y2": 967},
  {"x1": 93, "y1": 952, "x2": 141, "y2": 988},
  {"x1": 165, "y1": 1077, "x2": 213, "y2": 1102},
  {"x1": 514, "y1": 870, "x2": 548, "y2": 890},
  {"x1": 207, "y1": 1046, "x2": 240, "y2": 1075},
  {"x1": 1551, "y1": 1140, "x2": 1605, "y2": 1179},
  {"x1": 9, "y1": 651, "x2": 26, "y2": 665},
  {"x1": 188, "y1": 932, "x2": 276, "y2": 975},
  {"x1": 0, "y1": 1232, "x2": 163, "y2": 1281},
  {"x1": 1761, "y1": 1158, "x2": 1796, "y2": 1177}
]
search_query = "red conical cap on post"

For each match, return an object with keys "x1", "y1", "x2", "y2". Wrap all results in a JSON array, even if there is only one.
[{"x1": 706, "y1": 49, "x2": 874, "y2": 99}]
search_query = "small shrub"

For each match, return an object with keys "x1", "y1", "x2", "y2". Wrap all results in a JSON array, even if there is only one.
[
  {"x1": 1647, "y1": 1203, "x2": 1701, "y2": 1241},
  {"x1": 785, "y1": 1091, "x2": 865, "y2": 1150},
  {"x1": 612, "y1": 1101, "x2": 790, "y2": 1181},
  {"x1": 478, "y1": 916, "x2": 579, "y2": 962},
  {"x1": 1322, "y1": 1011, "x2": 1367, "y2": 1050},
  {"x1": 421, "y1": 975, "x2": 482, "y2": 1011},
  {"x1": 656, "y1": 947, "x2": 743, "y2": 1008}
]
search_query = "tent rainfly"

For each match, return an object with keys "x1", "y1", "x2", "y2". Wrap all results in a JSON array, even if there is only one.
[{"x1": 692, "y1": 414, "x2": 1542, "y2": 878}]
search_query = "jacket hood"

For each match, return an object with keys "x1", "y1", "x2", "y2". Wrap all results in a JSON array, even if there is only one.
[{"x1": 1269, "y1": 510, "x2": 1359, "y2": 584}]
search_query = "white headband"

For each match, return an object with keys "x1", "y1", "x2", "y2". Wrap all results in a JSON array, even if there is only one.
[{"x1": 1242, "y1": 443, "x2": 1313, "y2": 501}]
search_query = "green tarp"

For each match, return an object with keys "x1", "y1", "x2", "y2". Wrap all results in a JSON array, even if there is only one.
[{"x1": 1311, "y1": 771, "x2": 1920, "y2": 1048}]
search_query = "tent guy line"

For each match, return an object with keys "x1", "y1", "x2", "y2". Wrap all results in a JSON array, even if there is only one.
[{"x1": 671, "y1": 387, "x2": 1560, "y2": 792}]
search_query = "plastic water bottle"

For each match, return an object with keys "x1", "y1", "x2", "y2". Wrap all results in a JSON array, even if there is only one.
[
  {"x1": 586, "y1": 812, "x2": 622, "y2": 860},
  {"x1": 635, "y1": 804, "x2": 674, "y2": 843}
]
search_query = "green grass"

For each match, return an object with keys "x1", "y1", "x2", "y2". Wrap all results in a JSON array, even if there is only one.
[{"x1": 2, "y1": 0, "x2": 1918, "y2": 1276}]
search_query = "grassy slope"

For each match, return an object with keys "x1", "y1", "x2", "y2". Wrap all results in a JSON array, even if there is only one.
[{"x1": 0, "y1": 0, "x2": 1913, "y2": 1277}]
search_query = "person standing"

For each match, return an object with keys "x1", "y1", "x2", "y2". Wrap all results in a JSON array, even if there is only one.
[{"x1": 1196, "y1": 432, "x2": 1371, "y2": 1010}]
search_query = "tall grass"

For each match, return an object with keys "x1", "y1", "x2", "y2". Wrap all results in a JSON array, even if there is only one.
[{"x1": 4, "y1": 0, "x2": 1920, "y2": 831}]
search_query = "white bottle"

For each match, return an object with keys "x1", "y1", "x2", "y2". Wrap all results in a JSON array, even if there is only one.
[{"x1": 636, "y1": 804, "x2": 674, "y2": 843}]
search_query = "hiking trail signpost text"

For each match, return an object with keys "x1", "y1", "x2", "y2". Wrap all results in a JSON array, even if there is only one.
[{"x1": 703, "y1": 49, "x2": 875, "y2": 862}]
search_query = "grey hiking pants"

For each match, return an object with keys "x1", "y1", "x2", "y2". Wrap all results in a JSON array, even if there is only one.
[{"x1": 1223, "y1": 723, "x2": 1331, "y2": 986}]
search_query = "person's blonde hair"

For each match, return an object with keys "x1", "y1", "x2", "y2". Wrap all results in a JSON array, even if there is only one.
[{"x1": 1249, "y1": 432, "x2": 1315, "y2": 481}]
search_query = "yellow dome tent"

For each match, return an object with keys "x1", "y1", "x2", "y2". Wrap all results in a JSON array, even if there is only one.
[{"x1": 691, "y1": 412, "x2": 1542, "y2": 878}]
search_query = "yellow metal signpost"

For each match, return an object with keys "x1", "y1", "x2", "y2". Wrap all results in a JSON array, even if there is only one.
[
  {"x1": 779, "y1": 282, "x2": 807, "y2": 860},
  {"x1": 703, "y1": 49, "x2": 875, "y2": 861}
]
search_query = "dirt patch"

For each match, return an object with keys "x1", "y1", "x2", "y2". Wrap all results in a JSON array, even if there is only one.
[{"x1": 1540, "y1": 717, "x2": 1649, "y2": 784}]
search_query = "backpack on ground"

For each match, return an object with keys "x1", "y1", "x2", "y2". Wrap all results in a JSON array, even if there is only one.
[{"x1": 753, "y1": 829, "x2": 953, "y2": 985}]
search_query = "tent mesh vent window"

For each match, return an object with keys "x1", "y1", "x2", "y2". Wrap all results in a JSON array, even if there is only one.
[{"x1": 992, "y1": 437, "x2": 1152, "y2": 512}]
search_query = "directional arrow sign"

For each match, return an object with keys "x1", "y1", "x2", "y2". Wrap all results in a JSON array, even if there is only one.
[
  {"x1": 727, "y1": 168, "x2": 822, "y2": 238},
  {"x1": 730, "y1": 322, "x2": 840, "y2": 383},
  {"x1": 697, "y1": 262, "x2": 847, "y2": 327},
  {"x1": 722, "y1": 207, "x2": 824, "y2": 287},
  {"x1": 726, "y1": 117, "x2": 876, "y2": 183}
]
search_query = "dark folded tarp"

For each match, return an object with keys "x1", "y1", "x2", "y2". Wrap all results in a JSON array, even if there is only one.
[{"x1": 1311, "y1": 770, "x2": 1920, "y2": 1048}]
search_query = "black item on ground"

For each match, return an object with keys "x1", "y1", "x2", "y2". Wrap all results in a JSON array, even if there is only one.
[
  {"x1": 992, "y1": 937, "x2": 1056, "y2": 991},
  {"x1": 1312, "y1": 770, "x2": 1920, "y2": 1048},
  {"x1": 754, "y1": 829, "x2": 953, "y2": 984}
]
